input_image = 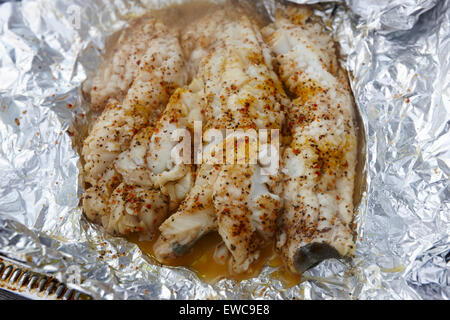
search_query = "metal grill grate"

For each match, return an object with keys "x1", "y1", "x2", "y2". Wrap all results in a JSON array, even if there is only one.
[{"x1": 0, "y1": 257, "x2": 92, "y2": 300}]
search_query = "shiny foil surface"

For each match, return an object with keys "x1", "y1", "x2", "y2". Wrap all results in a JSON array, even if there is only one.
[{"x1": 0, "y1": 0, "x2": 448, "y2": 299}]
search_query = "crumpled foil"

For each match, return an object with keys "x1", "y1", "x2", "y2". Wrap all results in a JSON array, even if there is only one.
[{"x1": 0, "y1": 0, "x2": 448, "y2": 299}]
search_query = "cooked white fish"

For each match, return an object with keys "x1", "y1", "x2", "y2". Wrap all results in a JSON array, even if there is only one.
[
  {"x1": 83, "y1": 3, "x2": 359, "y2": 276},
  {"x1": 83, "y1": 163, "x2": 171, "y2": 239},
  {"x1": 154, "y1": 12, "x2": 288, "y2": 273},
  {"x1": 181, "y1": 10, "x2": 229, "y2": 79},
  {"x1": 83, "y1": 18, "x2": 187, "y2": 185},
  {"x1": 83, "y1": 167, "x2": 121, "y2": 225},
  {"x1": 88, "y1": 18, "x2": 169, "y2": 111},
  {"x1": 154, "y1": 163, "x2": 218, "y2": 259},
  {"x1": 262, "y1": 6, "x2": 358, "y2": 273},
  {"x1": 105, "y1": 183, "x2": 169, "y2": 236},
  {"x1": 115, "y1": 79, "x2": 205, "y2": 209},
  {"x1": 82, "y1": 15, "x2": 216, "y2": 240},
  {"x1": 82, "y1": 79, "x2": 204, "y2": 238}
]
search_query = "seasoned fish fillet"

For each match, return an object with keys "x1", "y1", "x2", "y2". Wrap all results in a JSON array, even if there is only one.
[
  {"x1": 154, "y1": 13, "x2": 288, "y2": 273},
  {"x1": 181, "y1": 10, "x2": 229, "y2": 79},
  {"x1": 82, "y1": 18, "x2": 193, "y2": 239},
  {"x1": 88, "y1": 18, "x2": 178, "y2": 111},
  {"x1": 83, "y1": 19, "x2": 187, "y2": 185},
  {"x1": 83, "y1": 162, "x2": 171, "y2": 238},
  {"x1": 83, "y1": 78, "x2": 205, "y2": 240},
  {"x1": 83, "y1": 167, "x2": 121, "y2": 224},
  {"x1": 106, "y1": 183, "x2": 170, "y2": 236},
  {"x1": 154, "y1": 163, "x2": 218, "y2": 259},
  {"x1": 262, "y1": 6, "x2": 358, "y2": 273},
  {"x1": 153, "y1": 11, "x2": 229, "y2": 264},
  {"x1": 115, "y1": 79, "x2": 205, "y2": 208}
]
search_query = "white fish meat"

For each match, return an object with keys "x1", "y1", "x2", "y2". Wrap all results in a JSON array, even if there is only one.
[
  {"x1": 88, "y1": 17, "x2": 172, "y2": 111},
  {"x1": 82, "y1": 18, "x2": 187, "y2": 185},
  {"x1": 262, "y1": 6, "x2": 358, "y2": 273},
  {"x1": 82, "y1": 18, "x2": 190, "y2": 239},
  {"x1": 115, "y1": 79, "x2": 206, "y2": 209},
  {"x1": 155, "y1": 12, "x2": 288, "y2": 273}
]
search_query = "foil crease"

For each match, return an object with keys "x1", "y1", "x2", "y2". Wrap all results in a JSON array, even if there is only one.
[{"x1": 0, "y1": 0, "x2": 448, "y2": 299}]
